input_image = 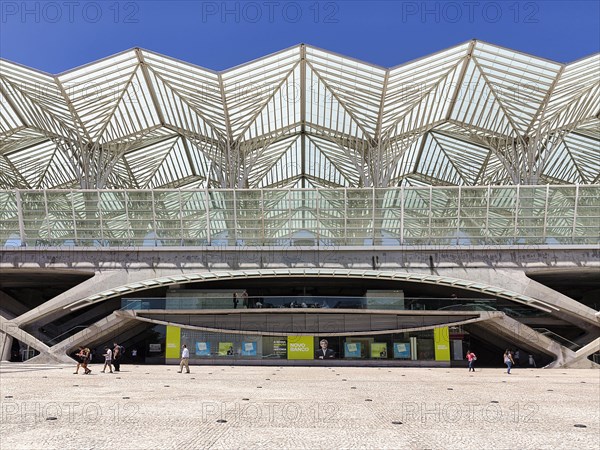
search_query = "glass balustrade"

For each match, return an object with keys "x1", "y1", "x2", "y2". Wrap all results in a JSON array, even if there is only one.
[{"x1": 119, "y1": 296, "x2": 548, "y2": 318}]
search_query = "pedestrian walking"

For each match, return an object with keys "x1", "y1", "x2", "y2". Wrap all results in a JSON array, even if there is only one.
[
  {"x1": 73, "y1": 346, "x2": 85, "y2": 374},
  {"x1": 74, "y1": 347, "x2": 92, "y2": 375},
  {"x1": 113, "y1": 342, "x2": 123, "y2": 372},
  {"x1": 504, "y1": 349, "x2": 514, "y2": 374},
  {"x1": 178, "y1": 344, "x2": 190, "y2": 373},
  {"x1": 101, "y1": 346, "x2": 113, "y2": 373},
  {"x1": 466, "y1": 350, "x2": 477, "y2": 372}
]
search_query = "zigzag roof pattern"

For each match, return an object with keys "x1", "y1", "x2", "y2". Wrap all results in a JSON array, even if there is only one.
[{"x1": 1, "y1": 40, "x2": 599, "y2": 189}]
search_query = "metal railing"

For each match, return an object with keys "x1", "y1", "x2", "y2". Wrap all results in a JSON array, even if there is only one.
[
  {"x1": 44, "y1": 325, "x2": 88, "y2": 347},
  {"x1": 533, "y1": 328, "x2": 581, "y2": 351},
  {"x1": 1, "y1": 185, "x2": 598, "y2": 248}
]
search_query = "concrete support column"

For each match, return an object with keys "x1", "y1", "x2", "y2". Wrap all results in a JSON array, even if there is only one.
[
  {"x1": 0, "y1": 331, "x2": 13, "y2": 361},
  {"x1": 0, "y1": 316, "x2": 71, "y2": 363}
]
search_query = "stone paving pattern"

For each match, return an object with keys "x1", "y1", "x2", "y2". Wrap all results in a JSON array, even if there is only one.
[{"x1": 1, "y1": 363, "x2": 598, "y2": 449}]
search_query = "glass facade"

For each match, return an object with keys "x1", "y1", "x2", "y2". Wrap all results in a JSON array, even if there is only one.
[
  {"x1": 169, "y1": 327, "x2": 454, "y2": 363},
  {"x1": 86, "y1": 319, "x2": 483, "y2": 365},
  {"x1": 2, "y1": 185, "x2": 599, "y2": 247},
  {"x1": 122, "y1": 323, "x2": 475, "y2": 365}
]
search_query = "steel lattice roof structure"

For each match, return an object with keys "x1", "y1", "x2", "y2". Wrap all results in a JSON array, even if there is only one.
[{"x1": 1, "y1": 40, "x2": 599, "y2": 190}]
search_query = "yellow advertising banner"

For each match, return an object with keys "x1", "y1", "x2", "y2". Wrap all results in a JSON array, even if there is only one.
[
  {"x1": 287, "y1": 336, "x2": 314, "y2": 360},
  {"x1": 165, "y1": 326, "x2": 181, "y2": 359},
  {"x1": 434, "y1": 327, "x2": 451, "y2": 361}
]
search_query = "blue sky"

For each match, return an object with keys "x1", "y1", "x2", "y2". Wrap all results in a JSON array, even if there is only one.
[{"x1": 1, "y1": 1, "x2": 599, "y2": 73}]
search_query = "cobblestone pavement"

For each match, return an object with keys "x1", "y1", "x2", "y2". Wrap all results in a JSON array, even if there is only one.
[{"x1": 1, "y1": 363, "x2": 598, "y2": 449}]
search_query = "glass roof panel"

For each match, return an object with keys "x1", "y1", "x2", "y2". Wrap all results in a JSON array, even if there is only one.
[{"x1": 1, "y1": 42, "x2": 597, "y2": 190}]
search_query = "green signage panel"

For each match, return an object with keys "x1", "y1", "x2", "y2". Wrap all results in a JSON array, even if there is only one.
[
  {"x1": 434, "y1": 327, "x2": 451, "y2": 361},
  {"x1": 165, "y1": 326, "x2": 181, "y2": 359},
  {"x1": 287, "y1": 336, "x2": 314, "y2": 360}
]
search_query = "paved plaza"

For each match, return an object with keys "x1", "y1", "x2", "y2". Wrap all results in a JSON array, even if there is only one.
[{"x1": 0, "y1": 362, "x2": 598, "y2": 449}]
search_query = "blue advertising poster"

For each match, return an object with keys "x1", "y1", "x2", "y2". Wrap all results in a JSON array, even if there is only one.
[
  {"x1": 195, "y1": 342, "x2": 211, "y2": 356},
  {"x1": 393, "y1": 342, "x2": 411, "y2": 359},
  {"x1": 344, "y1": 342, "x2": 361, "y2": 358},
  {"x1": 241, "y1": 341, "x2": 257, "y2": 356}
]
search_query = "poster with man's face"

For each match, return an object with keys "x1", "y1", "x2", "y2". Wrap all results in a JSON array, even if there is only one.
[{"x1": 315, "y1": 338, "x2": 336, "y2": 359}]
